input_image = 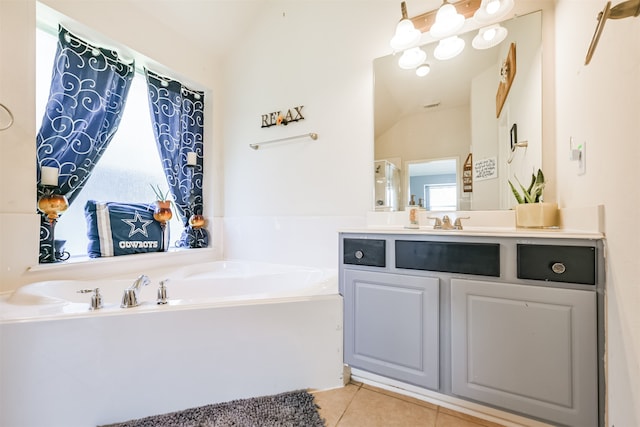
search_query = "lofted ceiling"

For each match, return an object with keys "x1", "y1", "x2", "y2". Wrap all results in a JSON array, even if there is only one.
[
  {"x1": 124, "y1": 0, "x2": 272, "y2": 59},
  {"x1": 374, "y1": 27, "x2": 501, "y2": 139},
  {"x1": 122, "y1": 0, "x2": 447, "y2": 59}
]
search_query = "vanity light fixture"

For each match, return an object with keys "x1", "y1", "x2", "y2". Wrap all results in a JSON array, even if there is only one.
[
  {"x1": 390, "y1": 1, "x2": 422, "y2": 51},
  {"x1": 430, "y1": 0, "x2": 466, "y2": 38},
  {"x1": 416, "y1": 63, "x2": 431, "y2": 77},
  {"x1": 473, "y1": 0, "x2": 515, "y2": 24},
  {"x1": 434, "y1": 35, "x2": 466, "y2": 60},
  {"x1": 472, "y1": 24, "x2": 508, "y2": 49},
  {"x1": 391, "y1": 0, "x2": 513, "y2": 69},
  {"x1": 399, "y1": 46, "x2": 428, "y2": 69}
]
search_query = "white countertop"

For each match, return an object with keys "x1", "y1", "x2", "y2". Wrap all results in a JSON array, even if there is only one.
[
  {"x1": 339, "y1": 226, "x2": 604, "y2": 240},
  {"x1": 356, "y1": 206, "x2": 605, "y2": 240}
]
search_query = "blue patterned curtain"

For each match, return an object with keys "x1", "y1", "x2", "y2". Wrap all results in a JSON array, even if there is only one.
[
  {"x1": 36, "y1": 26, "x2": 135, "y2": 262},
  {"x1": 144, "y1": 69, "x2": 208, "y2": 248}
]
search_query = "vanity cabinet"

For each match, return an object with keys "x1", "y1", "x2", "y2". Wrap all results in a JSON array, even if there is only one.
[
  {"x1": 343, "y1": 269, "x2": 440, "y2": 390},
  {"x1": 340, "y1": 232, "x2": 605, "y2": 427},
  {"x1": 450, "y1": 278, "x2": 597, "y2": 427}
]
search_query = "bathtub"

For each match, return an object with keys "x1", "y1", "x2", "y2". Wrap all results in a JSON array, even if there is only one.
[{"x1": 0, "y1": 261, "x2": 344, "y2": 427}]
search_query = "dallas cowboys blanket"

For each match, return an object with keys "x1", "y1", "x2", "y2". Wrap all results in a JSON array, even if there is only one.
[{"x1": 85, "y1": 200, "x2": 165, "y2": 257}]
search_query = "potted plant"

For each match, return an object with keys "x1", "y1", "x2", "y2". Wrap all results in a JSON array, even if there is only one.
[
  {"x1": 150, "y1": 184, "x2": 173, "y2": 224},
  {"x1": 509, "y1": 169, "x2": 558, "y2": 228}
]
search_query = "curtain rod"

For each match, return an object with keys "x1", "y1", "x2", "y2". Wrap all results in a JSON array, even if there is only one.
[
  {"x1": 250, "y1": 132, "x2": 318, "y2": 150},
  {"x1": 60, "y1": 26, "x2": 135, "y2": 67}
]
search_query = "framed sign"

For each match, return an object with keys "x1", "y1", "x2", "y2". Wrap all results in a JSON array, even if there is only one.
[
  {"x1": 473, "y1": 157, "x2": 498, "y2": 181},
  {"x1": 496, "y1": 43, "x2": 516, "y2": 118},
  {"x1": 463, "y1": 153, "x2": 473, "y2": 192}
]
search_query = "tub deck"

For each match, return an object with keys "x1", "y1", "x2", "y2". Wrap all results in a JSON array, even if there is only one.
[{"x1": 0, "y1": 261, "x2": 344, "y2": 427}]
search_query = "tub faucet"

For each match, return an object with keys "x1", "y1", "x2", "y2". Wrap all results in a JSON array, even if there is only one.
[{"x1": 121, "y1": 274, "x2": 150, "y2": 308}]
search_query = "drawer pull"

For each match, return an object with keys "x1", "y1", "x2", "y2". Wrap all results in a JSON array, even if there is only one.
[
  {"x1": 355, "y1": 250, "x2": 364, "y2": 260},
  {"x1": 551, "y1": 262, "x2": 566, "y2": 274}
]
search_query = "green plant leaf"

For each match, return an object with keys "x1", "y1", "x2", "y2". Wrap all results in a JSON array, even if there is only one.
[
  {"x1": 525, "y1": 173, "x2": 536, "y2": 195},
  {"x1": 150, "y1": 183, "x2": 170, "y2": 201},
  {"x1": 508, "y1": 180, "x2": 524, "y2": 204},
  {"x1": 509, "y1": 169, "x2": 546, "y2": 204}
]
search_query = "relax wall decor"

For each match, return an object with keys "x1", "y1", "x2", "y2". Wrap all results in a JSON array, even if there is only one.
[{"x1": 261, "y1": 105, "x2": 305, "y2": 128}]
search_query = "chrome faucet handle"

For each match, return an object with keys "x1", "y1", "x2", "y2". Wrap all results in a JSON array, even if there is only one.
[
  {"x1": 453, "y1": 216, "x2": 470, "y2": 230},
  {"x1": 157, "y1": 279, "x2": 169, "y2": 305},
  {"x1": 90, "y1": 288, "x2": 103, "y2": 310},
  {"x1": 441, "y1": 215, "x2": 454, "y2": 230},
  {"x1": 428, "y1": 216, "x2": 443, "y2": 229}
]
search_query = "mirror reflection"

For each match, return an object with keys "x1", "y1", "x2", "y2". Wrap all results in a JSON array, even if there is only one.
[{"x1": 374, "y1": 10, "x2": 542, "y2": 211}]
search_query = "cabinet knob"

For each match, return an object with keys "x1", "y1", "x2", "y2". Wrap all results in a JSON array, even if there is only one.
[
  {"x1": 551, "y1": 262, "x2": 566, "y2": 274},
  {"x1": 354, "y1": 250, "x2": 364, "y2": 260}
]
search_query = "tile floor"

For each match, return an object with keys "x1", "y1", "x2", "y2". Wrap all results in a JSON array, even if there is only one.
[{"x1": 312, "y1": 382, "x2": 508, "y2": 427}]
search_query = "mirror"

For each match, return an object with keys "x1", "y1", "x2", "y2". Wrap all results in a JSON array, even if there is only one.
[{"x1": 374, "y1": 10, "x2": 542, "y2": 211}]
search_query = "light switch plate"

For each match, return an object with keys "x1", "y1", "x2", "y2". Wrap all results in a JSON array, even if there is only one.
[{"x1": 578, "y1": 141, "x2": 586, "y2": 175}]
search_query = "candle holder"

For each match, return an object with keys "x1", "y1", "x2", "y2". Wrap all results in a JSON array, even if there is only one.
[
  {"x1": 153, "y1": 200, "x2": 173, "y2": 251},
  {"x1": 186, "y1": 161, "x2": 206, "y2": 235},
  {"x1": 37, "y1": 186, "x2": 69, "y2": 263}
]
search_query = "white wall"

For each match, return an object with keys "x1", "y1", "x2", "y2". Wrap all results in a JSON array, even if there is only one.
[
  {"x1": 554, "y1": 2, "x2": 640, "y2": 426},
  {"x1": 220, "y1": 1, "x2": 396, "y2": 266},
  {"x1": 376, "y1": 106, "x2": 471, "y2": 163},
  {"x1": 471, "y1": 65, "x2": 501, "y2": 210},
  {"x1": 501, "y1": 9, "x2": 543, "y2": 190}
]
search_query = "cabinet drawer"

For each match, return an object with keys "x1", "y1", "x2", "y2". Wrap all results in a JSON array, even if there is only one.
[
  {"x1": 395, "y1": 240, "x2": 500, "y2": 277},
  {"x1": 517, "y1": 244, "x2": 596, "y2": 285},
  {"x1": 343, "y1": 238, "x2": 386, "y2": 267}
]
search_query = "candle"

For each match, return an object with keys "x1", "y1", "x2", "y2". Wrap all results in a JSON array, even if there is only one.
[
  {"x1": 186, "y1": 151, "x2": 197, "y2": 166},
  {"x1": 41, "y1": 166, "x2": 59, "y2": 187}
]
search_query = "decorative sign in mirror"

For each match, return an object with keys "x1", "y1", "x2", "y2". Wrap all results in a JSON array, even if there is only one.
[{"x1": 374, "y1": 10, "x2": 542, "y2": 211}]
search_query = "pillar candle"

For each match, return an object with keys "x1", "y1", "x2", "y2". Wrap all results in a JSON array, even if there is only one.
[
  {"x1": 41, "y1": 166, "x2": 59, "y2": 187},
  {"x1": 187, "y1": 151, "x2": 197, "y2": 166}
]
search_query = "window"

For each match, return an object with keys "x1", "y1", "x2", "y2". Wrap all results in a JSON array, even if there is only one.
[
  {"x1": 36, "y1": 27, "x2": 182, "y2": 257},
  {"x1": 425, "y1": 184, "x2": 457, "y2": 211}
]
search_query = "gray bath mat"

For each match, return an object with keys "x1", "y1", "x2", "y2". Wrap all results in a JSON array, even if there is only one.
[{"x1": 99, "y1": 390, "x2": 325, "y2": 427}]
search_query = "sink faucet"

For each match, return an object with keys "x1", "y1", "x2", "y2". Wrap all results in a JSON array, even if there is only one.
[
  {"x1": 429, "y1": 215, "x2": 454, "y2": 230},
  {"x1": 121, "y1": 274, "x2": 150, "y2": 308},
  {"x1": 428, "y1": 215, "x2": 470, "y2": 230}
]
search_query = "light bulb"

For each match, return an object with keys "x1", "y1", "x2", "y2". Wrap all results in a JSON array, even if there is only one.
[
  {"x1": 472, "y1": 25, "x2": 507, "y2": 50},
  {"x1": 416, "y1": 64, "x2": 431, "y2": 77},
  {"x1": 390, "y1": 19, "x2": 422, "y2": 51},
  {"x1": 398, "y1": 47, "x2": 427, "y2": 70},
  {"x1": 486, "y1": 0, "x2": 501, "y2": 14},
  {"x1": 430, "y1": 2, "x2": 465, "y2": 38},
  {"x1": 483, "y1": 28, "x2": 497, "y2": 41},
  {"x1": 473, "y1": 0, "x2": 514, "y2": 23},
  {"x1": 434, "y1": 36, "x2": 465, "y2": 60}
]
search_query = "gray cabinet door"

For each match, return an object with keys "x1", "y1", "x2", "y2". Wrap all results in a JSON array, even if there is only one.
[
  {"x1": 344, "y1": 269, "x2": 439, "y2": 390},
  {"x1": 451, "y1": 279, "x2": 597, "y2": 427}
]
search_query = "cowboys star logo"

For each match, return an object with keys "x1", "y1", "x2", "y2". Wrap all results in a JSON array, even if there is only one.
[{"x1": 121, "y1": 212, "x2": 153, "y2": 238}]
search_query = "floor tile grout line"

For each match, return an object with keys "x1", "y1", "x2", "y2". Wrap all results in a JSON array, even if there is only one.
[
  {"x1": 333, "y1": 382, "x2": 362, "y2": 427},
  {"x1": 434, "y1": 405, "x2": 442, "y2": 427}
]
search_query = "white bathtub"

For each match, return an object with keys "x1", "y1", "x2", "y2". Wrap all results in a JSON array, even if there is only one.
[{"x1": 0, "y1": 261, "x2": 344, "y2": 427}]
